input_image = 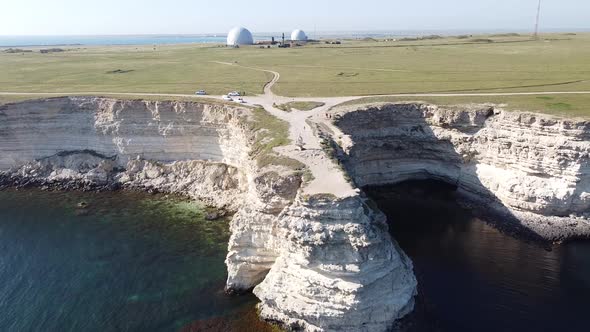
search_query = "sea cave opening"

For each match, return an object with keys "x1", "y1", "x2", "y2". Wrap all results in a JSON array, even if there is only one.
[{"x1": 364, "y1": 179, "x2": 590, "y2": 332}]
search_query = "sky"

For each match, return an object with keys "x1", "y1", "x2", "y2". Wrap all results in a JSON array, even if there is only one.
[{"x1": 0, "y1": 0, "x2": 588, "y2": 35}]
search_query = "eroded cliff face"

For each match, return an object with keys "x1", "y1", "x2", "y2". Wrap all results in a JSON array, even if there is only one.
[
  {"x1": 332, "y1": 103, "x2": 590, "y2": 240},
  {"x1": 0, "y1": 97, "x2": 415, "y2": 332},
  {"x1": 0, "y1": 97, "x2": 255, "y2": 208}
]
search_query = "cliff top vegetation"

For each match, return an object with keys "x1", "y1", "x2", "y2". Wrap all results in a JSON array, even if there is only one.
[{"x1": 1, "y1": 33, "x2": 589, "y2": 116}]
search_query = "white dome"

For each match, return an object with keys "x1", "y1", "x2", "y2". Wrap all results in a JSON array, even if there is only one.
[
  {"x1": 227, "y1": 27, "x2": 254, "y2": 46},
  {"x1": 291, "y1": 29, "x2": 308, "y2": 41}
]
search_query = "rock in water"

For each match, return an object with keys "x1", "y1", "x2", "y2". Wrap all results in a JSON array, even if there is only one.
[{"x1": 253, "y1": 196, "x2": 417, "y2": 332}]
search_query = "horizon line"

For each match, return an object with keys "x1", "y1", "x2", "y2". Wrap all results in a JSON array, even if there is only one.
[{"x1": 2, "y1": 27, "x2": 590, "y2": 37}]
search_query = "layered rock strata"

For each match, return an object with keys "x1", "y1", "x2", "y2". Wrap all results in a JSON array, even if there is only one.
[
  {"x1": 0, "y1": 97, "x2": 416, "y2": 332},
  {"x1": 254, "y1": 196, "x2": 416, "y2": 331},
  {"x1": 331, "y1": 103, "x2": 590, "y2": 240}
]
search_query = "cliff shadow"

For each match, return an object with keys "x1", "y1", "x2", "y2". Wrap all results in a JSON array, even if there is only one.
[{"x1": 331, "y1": 103, "x2": 550, "y2": 244}]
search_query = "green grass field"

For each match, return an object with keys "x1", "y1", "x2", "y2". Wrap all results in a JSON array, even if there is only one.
[
  {"x1": 336, "y1": 94, "x2": 590, "y2": 119},
  {"x1": 1, "y1": 33, "x2": 589, "y2": 116},
  {"x1": 0, "y1": 44, "x2": 269, "y2": 96},
  {"x1": 265, "y1": 34, "x2": 590, "y2": 98}
]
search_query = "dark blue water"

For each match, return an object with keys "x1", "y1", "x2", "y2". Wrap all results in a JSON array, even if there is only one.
[
  {"x1": 0, "y1": 189, "x2": 262, "y2": 332},
  {"x1": 368, "y1": 181, "x2": 590, "y2": 332}
]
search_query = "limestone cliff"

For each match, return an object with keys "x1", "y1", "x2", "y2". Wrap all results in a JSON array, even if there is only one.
[
  {"x1": 0, "y1": 97, "x2": 253, "y2": 208},
  {"x1": 2, "y1": 97, "x2": 589, "y2": 332},
  {"x1": 0, "y1": 97, "x2": 416, "y2": 332},
  {"x1": 331, "y1": 103, "x2": 590, "y2": 240},
  {"x1": 254, "y1": 196, "x2": 416, "y2": 332}
]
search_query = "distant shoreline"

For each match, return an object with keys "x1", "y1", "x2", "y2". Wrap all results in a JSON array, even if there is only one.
[
  {"x1": 2, "y1": 29, "x2": 589, "y2": 47},
  {"x1": 0, "y1": 35, "x2": 227, "y2": 48}
]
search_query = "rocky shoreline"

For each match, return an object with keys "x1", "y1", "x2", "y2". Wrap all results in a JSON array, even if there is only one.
[
  {"x1": 3, "y1": 166, "x2": 582, "y2": 246},
  {"x1": 0, "y1": 169, "x2": 121, "y2": 192},
  {"x1": 0, "y1": 154, "x2": 247, "y2": 210}
]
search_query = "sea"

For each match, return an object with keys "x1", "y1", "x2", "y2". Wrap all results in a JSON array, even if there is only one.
[
  {"x1": 0, "y1": 35, "x2": 227, "y2": 47},
  {"x1": 368, "y1": 180, "x2": 590, "y2": 332},
  {"x1": 0, "y1": 189, "x2": 268, "y2": 332},
  {"x1": 1, "y1": 182, "x2": 589, "y2": 331}
]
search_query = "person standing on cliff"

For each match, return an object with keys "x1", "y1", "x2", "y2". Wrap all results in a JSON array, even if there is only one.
[{"x1": 296, "y1": 135, "x2": 305, "y2": 151}]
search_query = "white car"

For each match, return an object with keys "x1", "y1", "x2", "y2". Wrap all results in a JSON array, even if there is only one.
[
  {"x1": 228, "y1": 91, "x2": 241, "y2": 97},
  {"x1": 235, "y1": 97, "x2": 246, "y2": 103},
  {"x1": 195, "y1": 90, "x2": 207, "y2": 95},
  {"x1": 222, "y1": 95, "x2": 233, "y2": 101}
]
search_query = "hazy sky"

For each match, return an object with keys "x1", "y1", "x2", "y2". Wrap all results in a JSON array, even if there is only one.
[{"x1": 1, "y1": 0, "x2": 588, "y2": 35}]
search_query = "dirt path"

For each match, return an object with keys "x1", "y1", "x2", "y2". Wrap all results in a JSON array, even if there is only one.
[{"x1": 207, "y1": 63, "x2": 357, "y2": 197}]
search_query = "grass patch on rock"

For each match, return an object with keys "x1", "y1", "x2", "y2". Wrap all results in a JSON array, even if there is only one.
[
  {"x1": 247, "y1": 107, "x2": 305, "y2": 170},
  {"x1": 248, "y1": 107, "x2": 290, "y2": 156},
  {"x1": 274, "y1": 101, "x2": 325, "y2": 112}
]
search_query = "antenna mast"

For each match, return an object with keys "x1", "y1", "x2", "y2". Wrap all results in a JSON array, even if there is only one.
[
  {"x1": 534, "y1": 0, "x2": 542, "y2": 39},
  {"x1": 313, "y1": 17, "x2": 317, "y2": 40}
]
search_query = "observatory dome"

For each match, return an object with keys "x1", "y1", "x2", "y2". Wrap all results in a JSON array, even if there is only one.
[
  {"x1": 227, "y1": 27, "x2": 254, "y2": 46},
  {"x1": 291, "y1": 29, "x2": 308, "y2": 41}
]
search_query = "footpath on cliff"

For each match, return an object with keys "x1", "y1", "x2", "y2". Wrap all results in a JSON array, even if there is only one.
[{"x1": 213, "y1": 62, "x2": 359, "y2": 198}]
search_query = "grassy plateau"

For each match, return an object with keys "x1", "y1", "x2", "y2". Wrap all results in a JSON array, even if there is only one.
[{"x1": 1, "y1": 33, "x2": 589, "y2": 116}]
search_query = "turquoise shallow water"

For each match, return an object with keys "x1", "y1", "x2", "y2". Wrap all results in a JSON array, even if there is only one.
[{"x1": 0, "y1": 189, "x2": 256, "y2": 332}]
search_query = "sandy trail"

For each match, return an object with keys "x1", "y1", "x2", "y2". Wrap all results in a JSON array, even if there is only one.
[{"x1": 208, "y1": 62, "x2": 357, "y2": 197}]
